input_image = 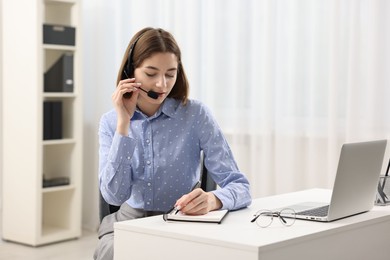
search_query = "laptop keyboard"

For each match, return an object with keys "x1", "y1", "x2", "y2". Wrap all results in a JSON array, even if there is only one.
[{"x1": 298, "y1": 205, "x2": 329, "y2": 217}]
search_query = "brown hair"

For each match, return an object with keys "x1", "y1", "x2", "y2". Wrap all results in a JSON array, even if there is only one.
[{"x1": 116, "y1": 27, "x2": 189, "y2": 104}]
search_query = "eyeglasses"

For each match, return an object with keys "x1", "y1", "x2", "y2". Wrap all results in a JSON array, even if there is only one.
[{"x1": 251, "y1": 208, "x2": 296, "y2": 228}]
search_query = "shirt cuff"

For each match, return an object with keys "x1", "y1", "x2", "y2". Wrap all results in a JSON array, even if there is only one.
[
  {"x1": 108, "y1": 131, "x2": 137, "y2": 164},
  {"x1": 211, "y1": 189, "x2": 231, "y2": 210}
]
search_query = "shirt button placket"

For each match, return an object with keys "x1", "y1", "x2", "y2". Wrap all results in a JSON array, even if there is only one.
[{"x1": 144, "y1": 122, "x2": 153, "y2": 209}]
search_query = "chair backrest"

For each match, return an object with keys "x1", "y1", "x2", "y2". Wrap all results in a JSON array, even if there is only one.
[
  {"x1": 99, "y1": 191, "x2": 119, "y2": 221},
  {"x1": 99, "y1": 151, "x2": 216, "y2": 221},
  {"x1": 200, "y1": 150, "x2": 217, "y2": 192}
]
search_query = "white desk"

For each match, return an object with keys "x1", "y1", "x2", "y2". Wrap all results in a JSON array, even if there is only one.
[{"x1": 114, "y1": 189, "x2": 390, "y2": 260}]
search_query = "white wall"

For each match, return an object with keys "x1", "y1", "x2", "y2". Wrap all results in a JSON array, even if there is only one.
[
  {"x1": 81, "y1": 1, "x2": 122, "y2": 230},
  {"x1": 0, "y1": 0, "x2": 3, "y2": 213}
]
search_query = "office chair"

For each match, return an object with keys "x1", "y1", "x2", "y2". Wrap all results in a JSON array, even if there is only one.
[{"x1": 99, "y1": 152, "x2": 217, "y2": 221}]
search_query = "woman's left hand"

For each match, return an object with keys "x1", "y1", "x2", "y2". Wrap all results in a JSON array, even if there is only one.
[{"x1": 174, "y1": 188, "x2": 222, "y2": 215}]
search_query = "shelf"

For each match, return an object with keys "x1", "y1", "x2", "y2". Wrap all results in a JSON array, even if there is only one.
[
  {"x1": 2, "y1": 0, "x2": 82, "y2": 246},
  {"x1": 44, "y1": 0, "x2": 76, "y2": 26},
  {"x1": 43, "y1": 138, "x2": 76, "y2": 145},
  {"x1": 43, "y1": 44, "x2": 76, "y2": 51},
  {"x1": 41, "y1": 188, "x2": 79, "y2": 243},
  {"x1": 43, "y1": 144, "x2": 76, "y2": 179},
  {"x1": 42, "y1": 184, "x2": 76, "y2": 193},
  {"x1": 41, "y1": 225, "x2": 75, "y2": 240},
  {"x1": 45, "y1": 0, "x2": 77, "y2": 4},
  {"x1": 43, "y1": 92, "x2": 76, "y2": 98},
  {"x1": 43, "y1": 98, "x2": 75, "y2": 139}
]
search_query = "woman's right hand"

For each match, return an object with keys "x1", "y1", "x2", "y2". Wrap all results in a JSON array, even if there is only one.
[{"x1": 112, "y1": 78, "x2": 140, "y2": 136}]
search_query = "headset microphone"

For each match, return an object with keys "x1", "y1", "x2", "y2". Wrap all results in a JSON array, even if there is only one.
[
  {"x1": 122, "y1": 70, "x2": 159, "y2": 100},
  {"x1": 137, "y1": 86, "x2": 159, "y2": 99}
]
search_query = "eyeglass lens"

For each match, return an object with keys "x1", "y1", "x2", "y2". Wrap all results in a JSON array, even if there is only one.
[
  {"x1": 254, "y1": 208, "x2": 296, "y2": 228},
  {"x1": 254, "y1": 210, "x2": 274, "y2": 227},
  {"x1": 279, "y1": 208, "x2": 296, "y2": 226}
]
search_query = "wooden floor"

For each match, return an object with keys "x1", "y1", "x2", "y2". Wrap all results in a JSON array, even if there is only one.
[{"x1": 0, "y1": 230, "x2": 98, "y2": 260}]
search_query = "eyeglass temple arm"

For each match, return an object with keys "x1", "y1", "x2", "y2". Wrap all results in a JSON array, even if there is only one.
[
  {"x1": 251, "y1": 212, "x2": 277, "y2": 223},
  {"x1": 279, "y1": 215, "x2": 288, "y2": 224},
  {"x1": 250, "y1": 215, "x2": 260, "y2": 223},
  {"x1": 277, "y1": 211, "x2": 294, "y2": 224}
]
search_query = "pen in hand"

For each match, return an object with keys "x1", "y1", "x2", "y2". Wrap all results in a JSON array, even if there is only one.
[{"x1": 173, "y1": 180, "x2": 201, "y2": 214}]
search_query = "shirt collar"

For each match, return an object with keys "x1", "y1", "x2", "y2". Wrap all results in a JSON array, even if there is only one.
[{"x1": 133, "y1": 98, "x2": 181, "y2": 120}]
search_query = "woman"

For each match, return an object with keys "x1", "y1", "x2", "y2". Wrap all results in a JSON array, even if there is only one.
[{"x1": 94, "y1": 27, "x2": 251, "y2": 260}]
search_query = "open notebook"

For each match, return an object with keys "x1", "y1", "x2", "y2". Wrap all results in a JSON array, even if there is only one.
[{"x1": 163, "y1": 209, "x2": 229, "y2": 224}]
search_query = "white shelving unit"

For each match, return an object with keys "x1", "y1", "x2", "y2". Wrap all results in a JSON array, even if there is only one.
[{"x1": 1, "y1": 0, "x2": 82, "y2": 246}]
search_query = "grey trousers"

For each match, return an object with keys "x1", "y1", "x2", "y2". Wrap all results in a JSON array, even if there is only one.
[{"x1": 93, "y1": 203, "x2": 163, "y2": 260}]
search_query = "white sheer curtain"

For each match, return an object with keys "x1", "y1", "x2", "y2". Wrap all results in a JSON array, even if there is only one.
[{"x1": 82, "y1": 0, "x2": 390, "y2": 227}]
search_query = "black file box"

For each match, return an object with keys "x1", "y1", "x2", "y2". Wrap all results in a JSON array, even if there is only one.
[
  {"x1": 43, "y1": 176, "x2": 70, "y2": 188},
  {"x1": 43, "y1": 101, "x2": 62, "y2": 140},
  {"x1": 43, "y1": 24, "x2": 76, "y2": 46},
  {"x1": 44, "y1": 53, "x2": 74, "y2": 92}
]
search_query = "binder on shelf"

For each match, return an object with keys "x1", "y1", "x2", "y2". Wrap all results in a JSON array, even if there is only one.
[
  {"x1": 44, "y1": 53, "x2": 74, "y2": 92},
  {"x1": 43, "y1": 102, "x2": 52, "y2": 140},
  {"x1": 43, "y1": 24, "x2": 76, "y2": 46},
  {"x1": 43, "y1": 101, "x2": 62, "y2": 140},
  {"x1": 51, "y1": 102, "x2": 62, "y2": 139}
]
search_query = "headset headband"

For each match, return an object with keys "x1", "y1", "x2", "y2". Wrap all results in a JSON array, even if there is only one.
[{"x1": 124, "y1": 33, "x2": 144, "y2": 78}]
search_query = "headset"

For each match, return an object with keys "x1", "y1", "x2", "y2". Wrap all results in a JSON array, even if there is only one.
[
  {"x1": 123, "y1": 34, "x2": 142, "y2": 80},
  {"x1": 122, "y1": 33, "x2": 158, "y2": 99}
]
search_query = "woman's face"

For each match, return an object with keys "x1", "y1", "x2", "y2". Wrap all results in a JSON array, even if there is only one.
[{"x1": 134, "y1": 52, "x2": 178, "y2": 104}]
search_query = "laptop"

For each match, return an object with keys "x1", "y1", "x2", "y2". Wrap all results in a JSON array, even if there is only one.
[{"x1": 282, "y1": 140, "x2": 387, "y2": 222}]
